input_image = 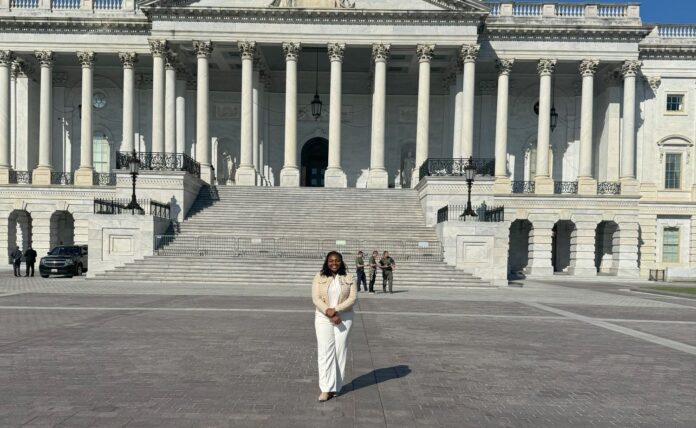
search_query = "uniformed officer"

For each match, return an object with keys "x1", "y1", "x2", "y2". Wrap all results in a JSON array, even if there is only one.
[
  {"x1": 355, "y1": 251, "x2": 367, "y2": 292},
  {"x1": 10, "y1": 246, "x2": 22, "y2": 277},
  {"x1": 24, "y1": 246, "x2": 37, "y2": 277},
  {"x1": 379, "y1": 250, "x2": 396, "y2": 293},
  {"x1": 368, "y1": 250, "x2": 379, "y2": 293}
]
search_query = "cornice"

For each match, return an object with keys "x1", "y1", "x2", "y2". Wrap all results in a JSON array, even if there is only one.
[
  {"x1": 0, "y1": 16, "x2": 150, "y2": 35},
  {"x1": 483, "y1": 24, "x2": 649, "y2": 43},
  {"x1": 639, "y1": 46, "x2": 696, "y2": 60},
  {"x1": 142, "y1": 7, "x2": 483, "y2": 26}
]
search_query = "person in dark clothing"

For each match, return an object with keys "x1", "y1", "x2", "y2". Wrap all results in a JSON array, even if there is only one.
[
  {"x1": 10, "y1": 246, "x2": 22, "y2": 277},
  {"x1": 368, "y1": 250, "x2": 379, "y2": 293},
  {"x1": 355, "y1": 251, "x2": 367, "y2": 292},
  {"x1": 24, "y1": 246, "x2": 37, "y2": 277},
  {"x1": 379, "y1": 251, "x2": 396, "y2": 293}
]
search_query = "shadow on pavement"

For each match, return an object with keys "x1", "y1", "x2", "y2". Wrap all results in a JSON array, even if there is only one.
[{"x1": 342, "y1": 365, "x2": 411, "y2": 394}]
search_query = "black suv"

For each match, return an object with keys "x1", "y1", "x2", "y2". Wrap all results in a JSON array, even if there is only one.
[{"x1": 39, "y1": 245, "x2": 88, "y2": 278}]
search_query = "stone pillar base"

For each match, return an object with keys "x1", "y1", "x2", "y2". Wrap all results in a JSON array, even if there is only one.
[
  {"x1": 410, "y1": 168, "x2": 420, "y2": 189},
  {"x1": 74, "y1": 167, "x2": 94, "y2": 186},
  {"x1": 324, "y1": 168, "x2": 347, "y2": 188},
  {"x1": 200, "y1": 164, "x2": 214, "y2": 185},
  {"x1": 32, "y1": 166, "x2": 52, "y2": 185},
  {"x1": 235, "y1": 165, "x2": 257, "y2": 186},
  {"x1": 534, "y1": 176, "x2": 554, "y2": 195},
  {"x1": 577, "y1": 177, "x2": 597, "y2": 196},
  {"x1": 620, "y1": 177, "x2": 640, "y2": 196},
  {"x1": 367, "y1": 168, "x2": 388, "y2": 188},
  {"x1": 280, "y1": 167, "x2": 300, "y2": 187},
  {"x1": 0, "y1": 166, "x2": 10, "y2": 184},
  {"x1": 492, "y1": 176, "x2": 511, "y2": 194}
]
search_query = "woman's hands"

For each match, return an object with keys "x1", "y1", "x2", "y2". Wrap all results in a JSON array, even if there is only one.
[
  {"x1": 324, "y1": 308, "x2": 342, "y2": 325},
  {"x1": 325, "y1": 307, "x2": 337, "y2": 318},
  {"x1": 330, "y1": 314, "x2": 342, "y2": 325}
]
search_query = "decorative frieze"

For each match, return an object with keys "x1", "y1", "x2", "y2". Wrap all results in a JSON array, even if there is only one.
[
  {"x1": 621, "y1": 60, "x2": 641, "y2": 78},
  {"x1": 372, "y1": 43, "x2": 390, "y2": 62},
  {"x1": 327, "y1": 43, "x2": 345, "y2": 62},
  {"x1": 149, "y1": 40, "x2": 168, "y2": 57},
  {"x1": 193, "y1": 40, "x2": 213, "y2": 58},
  {"x1": 34, "y1": 51, "x2": 54, "y2": 67},
  {"x1": 495, "y1": 58, "x2": 514, "y2": 76},
  {"x1": 416, "y1": 44, "x2": 435, "y2": 62},
  {"x1": 119, "y1": 52, "x2": 138, "y2": 69},
  {"x1": 238, "y1": 41, "x2": 256, "y2": 60},
  {"x1": 460, "y1": 44, "x2": 479, "y2": 63},
  {"x1": 579, "y1": 59, "x2": 599, "y2": 76},
  {"x1": 76, "y1": 51, "x2": 95, "y2": 67},
  {"x1": 537, "y1": 59, "x2": 556, "y2": 76},
  {"x1": 282, "y1": 42, "x2": 301, "y2": 61}
]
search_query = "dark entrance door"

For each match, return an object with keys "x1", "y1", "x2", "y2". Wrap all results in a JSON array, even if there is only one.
[{"x1": 301, "y1": 138, "x2": 329, "y2": 187}]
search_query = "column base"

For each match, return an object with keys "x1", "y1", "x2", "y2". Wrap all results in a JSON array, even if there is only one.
[
  {"x1": 492, "y1": 176, "x2": 511, "y2": 194},
  {"x1": 200, "y1": 164, "x2": 214, "y2": 185},
  {"x1": 620, "y1": 177, "x2": 640, "y2": 196},
  {"x1": 280, "y1": 167, "x2": 300, "y2": 187},
  {"x1": 32, "y1": 166, "x2": 53, "y2": 186},
  {"x1": 74, "y1": 167, "x2": 94, "y2": 186},
  {"x1": 324, "y1": 168, "x2": 347, "y2": 188},
  {"x1": 235, "y1": 165, "x2": 257, "y2": 186},
  {"x1": 534, "y1": 176, "x2": 554, "y2": 195},
  {"x1": 367, "y1": 168, "x2": 388, "y2": 189},
  {"x1": 577, "y1": 177, "x2": 597, "y2": 196},
  {"x1": 0, "y1": 166, "x2": 10, "y2": 185}
]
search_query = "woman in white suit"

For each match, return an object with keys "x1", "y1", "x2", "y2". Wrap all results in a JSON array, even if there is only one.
[{"x1": 312, "y1": 251, "x2": 357, "y2": 402}]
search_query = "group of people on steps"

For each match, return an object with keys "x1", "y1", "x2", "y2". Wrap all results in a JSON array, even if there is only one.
[{"x1": 353, "y1": 250, "x2": 396, "y2": 294}]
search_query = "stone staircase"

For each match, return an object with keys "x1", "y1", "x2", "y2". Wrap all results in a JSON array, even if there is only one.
[{"x1": 93, "y1": 186, "x2": 490, "y2": 287}]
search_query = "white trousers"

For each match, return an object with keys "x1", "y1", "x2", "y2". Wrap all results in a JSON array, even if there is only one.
[{"x1": 315, "y1": 310, "x2": 353, "y2": 393}]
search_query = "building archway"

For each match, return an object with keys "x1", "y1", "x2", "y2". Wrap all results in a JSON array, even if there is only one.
[
  {"x1": 508, "y1": 219, "x2": 532, "y2": 278},
  {"x1": 301, "y1": 137, "x2": 328, "y2": 187},
  {"x1": 552, "y1": 220, "x2": 575, "y2": 273},
  {"x1": 595, "y1": 221, "x2": 619, "y2": 275},
  {"x1": 50, "y1": 211, "x2": 75, "y2": 251},
  {"x1": 7, "y1": 210, "x2": 32, "y2": 264}
]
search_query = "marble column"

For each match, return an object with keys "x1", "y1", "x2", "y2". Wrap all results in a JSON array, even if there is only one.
[
  {"x1": 150, "y1": 40, "x2": 167, "y2": 154},
  {"x1": 119, "y1": 52, "x2": 137, "y2": 154},
  {"x1": 175, "y1": 68, "x2": 186, "y2": 156},
  {"x1": 164, "y1": 52, "x2": 177, "y2": 154},
  {"x1": 0, "y1": 51, "x2": 11, "y2": 184},
  {"x1": 534, "y1": 59, "x2": 556, "y2": 195},
  {"x1": 236, "y1": 41, "x2": 257, "y2": 186},
  {"x1": 413, "y1": 44, "x2": 434, "y2": 188},
  {"x1": 460, "y1": 44, "x2": 479, "y2": 158},
  {"x1": 74, "y1": 51, "x2": 96, "y2": 186},
  {"x1": 326, "y1": 42, "x2": 347, "y2": 188},
  {"x1": 193, "y1": 40, "x2": 213, "y2": 184},
  {"x1": 577, "y1": 59, "x2": 599, "y2": 195},
  {"x1": 452, "y1": 66, "x2": 463, "y2": 159},
  {"x1": 493, "y1": 58, "x2": 514, "y2": 194},
  {"x1": 33, "y1": 51, "x2": 54, "y2": 185},
  {"x1": 620, "y1": 60, "x2": 641, "y2": 195},
  {"x1": 252, "y1": 62, "x2": 260, "y2": 185},
  {"x1": 280, "y1": 42, "x2": 301, "y2": 187},
  {"x1": 367, "y1": 43, "x2": 390, "y2": 188},
  {"x1": 10, "y1": 60, "x2": 18, "y2": 172}
]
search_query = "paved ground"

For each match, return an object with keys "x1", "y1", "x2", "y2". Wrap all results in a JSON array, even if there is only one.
[{"x1": 0, "y1": 272, "x2": 695, "y2": 427}]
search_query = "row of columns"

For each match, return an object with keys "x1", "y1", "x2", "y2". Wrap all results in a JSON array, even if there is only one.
[{"x1": 491, "y1": 57, "x2": 642, "y2": 196}]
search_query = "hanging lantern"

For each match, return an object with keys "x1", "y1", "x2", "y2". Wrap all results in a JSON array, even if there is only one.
[
  {"x1": 550, "y1": 106, "x2": 558, "y2": 132},
  {"x1": 311, "y1": 92, "x2": 322, "y2": 120}
]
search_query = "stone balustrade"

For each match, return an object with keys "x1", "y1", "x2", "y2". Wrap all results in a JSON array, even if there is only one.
[
  {"x1": 4, "y1": 0, "x2": 130, "y2": 10},
  {"x1": 489, "y1": 2, "x2": 640, "y2": 19},
  {"x1": 656, "y1": 24, "x2": 696, "y2": 38}
]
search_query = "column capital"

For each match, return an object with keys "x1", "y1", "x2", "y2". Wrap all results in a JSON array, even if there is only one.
[
  {"x1": 193, "y1": 40, "x2": 213, "y2": 58},
  {"x1": 165, "y1": 51, "x2": 177, "y2": 70},
  {"x1": 238, "y1": 41, "x2": 256, "y2": 60},
  {"x1": 372, "y1": 43, "x2": 390, "y2": 63},
  {"x1": 537, "y1": 59, "x2": 556, "y2": 76},
  {"x1": 416, "y1": 44, "x2": 435, "y2": 62},
  {"x1": 495, "y1": 58, "x2": 514, "y2": 76},
  {"x1": 10, "y1": 59, "x2": 22, "y2": 79},
  {"x1": 460, "y1": 44, "x2": 480, "y2": 63},
  {"x1": 579, "y1": 59, "x2": 599, "y2": 77},
  {"x1": 118, "y1": 52, "x2": 138, "y2": 69},
  {"x1": 645, "y1": 75, "x2": 661, "y2": 92},
  {"x1": 0, "y1": 50, "x2": 13, "y2": 66},
  {"x1": 282, "y1": 42, "x2": 301, "y2": 61},
  {"x1": 149, "y1": 40, "x2": 168, "y2": 57},
  {"x1": 34, "y1": 51, "x2": 54, "y2": 67},
  {"x1": 327, "y1": 43, "x2": 345, "y2": 62},
  {"x1": 77, "y1": 51, "x2": 96, "y2": 68},
  {"x1": 621, "y1": 60, "x2": 641, "y2": 78}
]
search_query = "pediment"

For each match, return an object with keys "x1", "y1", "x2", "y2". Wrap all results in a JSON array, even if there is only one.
[{"x1": 139, "y1": 0, "x2": 489, "y2": 12}]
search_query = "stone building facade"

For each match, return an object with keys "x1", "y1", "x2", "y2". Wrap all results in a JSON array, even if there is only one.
[{"x1": 0, "y1": 0, "x2": 695, "y2": 280}]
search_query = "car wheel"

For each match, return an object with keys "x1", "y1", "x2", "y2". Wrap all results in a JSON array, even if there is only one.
[
  {"x1": 76, "y1": 264, "x2": 83, "y2": 276},
  {"x1": 40, "y1": 274, "x2": 49, "y2": 278}
]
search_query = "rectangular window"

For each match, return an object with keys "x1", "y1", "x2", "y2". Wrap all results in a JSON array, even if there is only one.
[
  {"x1": 662, "y1": 227, "x2": 680, "y2": 263},
  {"x1": 664, "y1": 153, "x2": 682, "y2": 189},
  {"x1": 666, "y1": 94, "x2": 684, "y2": 112}
]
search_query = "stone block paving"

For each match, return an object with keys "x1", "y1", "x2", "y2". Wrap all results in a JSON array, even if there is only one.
[{"x1": 0, "y1": 278, "x2": 694, "y2": 427}]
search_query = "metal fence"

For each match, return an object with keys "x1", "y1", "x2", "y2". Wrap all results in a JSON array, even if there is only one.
[
  {"x1": 9, "y1": 170, "x2": 32, "y2": 184},
  {"x1": 116, "y1": 151, "x2": 201, "y2": 178},
  {"x1": 419, "y1": 158, "x2": 495, "y2": 179},
  {"x1": 648, "y1": 269, "x2": 666, "y2": 282},
  {"x1": 511, "y1": 181, "x2": 535, "y2": 194},
  {"x1": 554, "y1": 181, "x2": 578, "y2": 194},
  {"x1": 436, "y1": 204, "x2": 505, "y2": 224},
  {"x1": 154, "y1": 235, "x2": 444, "y2": 261},
  {"x1": 94, "y1": 198, "x2": 171, "y2": 219}
]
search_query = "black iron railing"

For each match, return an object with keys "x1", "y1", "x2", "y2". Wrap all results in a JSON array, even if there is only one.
[
  {"x1": 93, "y1": 172, "x2": 116, "y2": 186},
  {"x1": 511, "y1": 181, "x2": 535, "y2": 194},
  {"x1": 648, "y1": 269, "x2": 665, "y2": 282},
  {"x1": 9, "y1": 170, "x2": 32, "y2": 184},
  {"x1": 94, "y1": 198, "x2": 171, "y2": 219},
  {"x1": 116, "y1": 151, "x2": 201, "y2": 178},
  {"x1": 554, "y1": 181, "x2": 578, "y2": 194},
  {"x1": 436, "y1": 203, "x2": 505, "y2": 224},
  {"x1": 597, "y1": 181, "x2": 621, "y2": 195},
  {"x1": 419, "y1": 158, "x2": 495, "y2": 179},
  {"x1": 50, "y1": 172, "x2": 74, "y2": 185}
]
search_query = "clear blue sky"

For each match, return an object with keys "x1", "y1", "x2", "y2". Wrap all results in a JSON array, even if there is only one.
[{"x1": 483, "y1": 0, "x2": 696, "y2": 24}]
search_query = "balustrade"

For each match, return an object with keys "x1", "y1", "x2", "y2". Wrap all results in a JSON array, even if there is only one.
[
  {"x1": 93, "y1": 172, "x2": 116, "y2": 186},
  {"x1": 657, "y1": 25, "x2": 696, "y2": 38},
  {"x1": 50, "y1": 172, "x2": 74, "y2": 185},
  {"x1": 10, "y1": 0, "x2": 38, "y2": 8},
  {"x1": 555, "y1": 4, "x2": 584, "y2": 17},
  {"x1": 9, "y1": 171, "x2": 32, "y2": 184},
  {"x1": 597, "y1": 181, "x2": 621, "y2": 195},
  {"x1": 511, "y1": 181, "x2": 535, "y2": 194},
  {"x1": 419, "y1": 158, "x2": 495, "y2": 179},
  {"x1": 116, "y1": 151, "x2": 201, "y2": 178},
  {"x1": 597, "y1": 4, "x2": 628, "y2": 18},
  {"x1": 94, "y1": 0, "x2": 122, "y2": 10},
  {"x1": 436, "y1": 204, "x2": 505, "y2": 224},
  {"x1": 51, "y1": 0, "x2": 80, "y2": 9},
  {"x1": 554, "y1": 181, "x2": 578, "y2": 194},
  {"x1": 488, "y1": 2, "x2": 635, "y2": 19}
]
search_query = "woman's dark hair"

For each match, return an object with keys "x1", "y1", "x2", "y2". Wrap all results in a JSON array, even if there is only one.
[{"x1": 321, "y1": 251, "x2": 347, "y2": 277}]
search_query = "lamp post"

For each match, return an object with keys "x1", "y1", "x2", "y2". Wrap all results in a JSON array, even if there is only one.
[
  {"x1": 460, "y1": 156, "x2": 478, "y2": 218},
  {"x1": 125, "y1": 148, "x2": 143, "y2": 214}
]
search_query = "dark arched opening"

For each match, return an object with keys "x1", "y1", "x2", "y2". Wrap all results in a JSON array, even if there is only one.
[
  {"x1": 301, "y1": 137, "x2": 329, "y2": 187},
  {"x1": 50, "y1": 211, "x2": 75, "y2": 251},
  {"x1": 508, "y1": 219, "x2": 533, "y2": 279}
]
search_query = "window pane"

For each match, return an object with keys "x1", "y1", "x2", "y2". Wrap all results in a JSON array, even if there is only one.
[
  {"x1": 666, "y1": 95, "x2": 684, "y2": 112},
  {"x1": 662, "y1": 227, "x2": 680, "y2": 263},
  {"x1": 664, "y1": 153, "x2": 681, "y2": 189},
  {"x1": 93, "y1": 136, "x2": 110, "y2": 174}
]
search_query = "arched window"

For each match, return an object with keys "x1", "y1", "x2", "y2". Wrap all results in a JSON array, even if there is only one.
[{"x1": 93, "y1": 133, "x2": 110, "y2": 173}]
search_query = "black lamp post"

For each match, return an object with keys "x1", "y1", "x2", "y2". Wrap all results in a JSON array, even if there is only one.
[
  {"x1": 125, "y1": 148, "x2": 143, "y2": 214},
  {"x1": 460, "y1": 156, "x2": 478, "y2": 218}
]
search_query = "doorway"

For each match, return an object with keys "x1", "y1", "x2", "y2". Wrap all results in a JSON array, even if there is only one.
[{"x1": 301, "y1": 138, "x2": 328, "y2": 187}]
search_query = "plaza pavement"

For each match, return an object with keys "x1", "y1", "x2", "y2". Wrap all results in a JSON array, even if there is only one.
[{"x1": 0, "y1": 272, "x2": 695, "y2": 427}]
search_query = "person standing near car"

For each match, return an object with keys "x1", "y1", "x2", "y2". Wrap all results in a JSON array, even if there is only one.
[
  {"x1": 24, "y1": 245, "x2": 37, "y2": 277},
  {"x1": 10, "y1": 246, "x2": 22, "y2": 277}
]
